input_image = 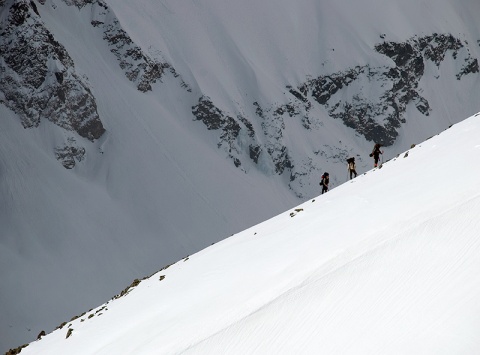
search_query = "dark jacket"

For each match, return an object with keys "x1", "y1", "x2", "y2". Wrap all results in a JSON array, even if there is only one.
[
  {"x1": 372, "y1": 144, "x2": 382, "y2": 157},
  {"x1": 321, "y1": 176, "x2": 329, "y2": 187}
]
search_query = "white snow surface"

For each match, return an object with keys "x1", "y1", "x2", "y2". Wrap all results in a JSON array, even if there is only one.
[
  {"x1": 23, "y1": 113, "x2": 480, "y2": 354},
  {"x1": 2, "y1": 0, "x2": 480, "y2": 350}
]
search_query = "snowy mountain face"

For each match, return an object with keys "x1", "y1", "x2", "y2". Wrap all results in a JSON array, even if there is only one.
[
  {"x1": 1, "y1": 0, "x2": 480, "y2": 350},
  {"x1": 15, "y1": 113, "x2": 480, "y2": 354}
]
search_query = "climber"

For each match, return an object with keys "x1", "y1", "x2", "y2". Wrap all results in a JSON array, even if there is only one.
[
  {"x1": 320, "y1": 172, "x2": 329, "y2": 194},
  {"x1": 370, "y1": 143, "x2": 383, "y2": 167},
  {"x1": 347, "y1": 157, "x2": 357, "y2": 179}
]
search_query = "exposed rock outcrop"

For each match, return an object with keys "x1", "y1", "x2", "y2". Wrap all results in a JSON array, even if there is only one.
[
  {"x1": 62, "y1": 0, "x2": 170, "y2": 92},
  {"x1": 295, "y1": 33, "x2": 479, "y2": 146},
  {"x1": 192, "y1": 96, "x2": 245, "y2": 169},
  {"x1": 0, "y1": 0, "x2": 105, "y2": 140},
  {"x1": 190, "y1": 33, "x2": 479, "y2": 196},
  {"x1": 54, "y1": 138, "x2": 86, "y2": 169}
]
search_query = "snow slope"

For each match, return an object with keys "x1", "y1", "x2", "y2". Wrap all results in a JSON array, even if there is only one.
[
  {"x1": 2, "y1": 0, "x2": 480, "y2": 350},
  {"x1": 19, "y1": 113, "x2": 480, "y2": 354}
]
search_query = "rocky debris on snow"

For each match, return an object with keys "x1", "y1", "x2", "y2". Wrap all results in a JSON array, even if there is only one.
[
  {"x1": 248, "y1": 144, "x2": 262, "y2": 164},
  {"x1": 55, "y1": 321, "x2": 68, "y2": 330},
  {"x1": 4, "y1": 343, "x2": 28, "y2": 355},
  {"x1": 36, "y1": 330, "x2": 46, "y2": 340},
  {"x1": 0, "y1": 0, "x2": 105, "y2": 141},
  {"x1": 113, "y1": 278, "x2": 141, "y2": 300},
  {"x1": 289, "y1": 208, "x2": 304, "y2": 217},
  {"x1": 54, "y1": 139, "x2": 86, "y2": 169}
]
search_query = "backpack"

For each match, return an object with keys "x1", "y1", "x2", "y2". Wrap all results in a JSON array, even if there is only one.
[
  {"x1": 320, "y1": 173, "x2": 329, "y2": 186},
  {"x1": 347, "y1": 157, "x2": 354, "y2": 164}
]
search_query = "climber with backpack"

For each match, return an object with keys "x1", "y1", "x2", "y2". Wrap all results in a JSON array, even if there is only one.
[
  {"x1": 347, "y1": 157, "x2": 357, "y2": 179},
  {"x1": 370, "y1": 143, "x2": 383, "y2": 167},
  {"x1": 320, "y1": 172, "x2": 329, "y2": 194}
]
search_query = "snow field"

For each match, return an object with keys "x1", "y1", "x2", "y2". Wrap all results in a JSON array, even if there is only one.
[{"x1": 23, "y1": 114, "x2": 480, "y2": 354}]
